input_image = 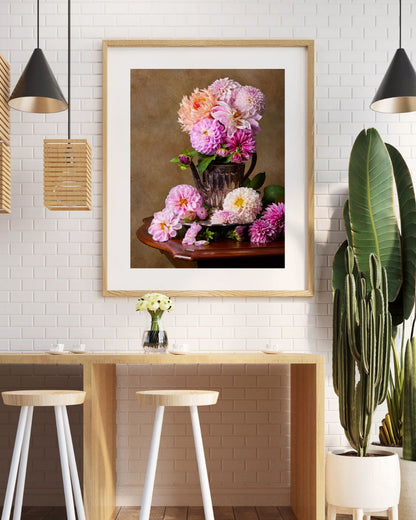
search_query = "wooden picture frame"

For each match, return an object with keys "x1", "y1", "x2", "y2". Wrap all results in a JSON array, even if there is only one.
[{"x1": 103, "y1": 40, "x2": 314, "y2": 297}]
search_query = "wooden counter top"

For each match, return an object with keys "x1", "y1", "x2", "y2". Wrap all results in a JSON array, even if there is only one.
[
  {"x1": 0, "y1": 350, "x2": 325, "y2": 520},
  {"x1": 0, "y1": 351, "x2": 324, "y2": 365}
]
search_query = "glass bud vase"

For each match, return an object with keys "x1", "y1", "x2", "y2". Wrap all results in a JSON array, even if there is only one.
[{"x1": 142, "y1": 314, "x2": 168, "y2": 353}]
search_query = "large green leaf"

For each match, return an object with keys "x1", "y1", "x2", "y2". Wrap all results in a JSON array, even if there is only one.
[
  {"x1": 389, "y1": 288, "x2": 404, "y2": 327},
  {"x1": 343, "y1": 200, "x2": 353, "y2": 246},
  {"x1": 263, "y1": 184, "x2": 284, "y2": 204},
  {"x1": 386, "y1": 143, "x2": 416, "y2": 320},
  {"x1": 332, "y1": 240, "x2": 348, "y2": 294},
  {"x1": 348, "y1": 128, "x2": 402, "y2": 301}
]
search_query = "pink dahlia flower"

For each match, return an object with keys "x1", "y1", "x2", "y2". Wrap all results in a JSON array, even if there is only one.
[
  {"x1": 208, "y1": 77, "x2": 241, "y2": 103},
  {"x1": 197, "y1": 206, "x2": 208, "y2": 220},
  {"x1": 211, "y1": 210, "x2": 240, "y2": 225},
  {"x1": 212, "y1": 101, "x2": 251, "y2": 135},
  {"x1": 178, "y1": 88, "x2": 217, "y2": 133},
  {"x1": 183, "y1": 211, "x2": 197, "y2": 221},
  {"x1": 223, "y1": 187, "x2": 262, "y2": 224},
  {"x1": 234, "y1": 225, "x2": 247, "y2": 241},
  {"x1": 226, "y1": 129, "x2": 256, "y2": 163},
  {"x1": 190, "y1": 118, "x2": 226, "y2": 155},
  {"x1": 262, "y1": 202, "x2": 285, "y2": 236},
  {"x1": 233, "y1": 85, "x2": 266, "y2": 118},
  {"x1": 248, "y1": 218, "x2": 277, "y2": 245},
  {"x1": 178, "y1": 153, "x2": 191, "y2": 166},
  {"x1": 148, "y1": 209, "x2": 182, "y2": 242},
  {"x1": 227, "y1": 225, "x2": 247, "y2": 241},
  {"x1": 216, "y1": 144, "x2": 229, "y2": 157},
  {"x1": 165, "y1": 184, "x2": 204, "y2": 218},
  {"x1": 182, "y1": 222, "x2": 202, "y2": 246}
]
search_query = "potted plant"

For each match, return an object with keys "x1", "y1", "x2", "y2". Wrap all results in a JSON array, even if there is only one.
[
  {"x1": 376, "y1": 138, "x2": 416, "y2": 453},
  {"x1": 398, "y1": 338, "x2": 416, "y2": 519},
  {"x1": 327, "y1": 128, "x2": 414, "y2": 516},
  {"x1": 327, "y1": 246, "x2": 400, "y2": 518}
]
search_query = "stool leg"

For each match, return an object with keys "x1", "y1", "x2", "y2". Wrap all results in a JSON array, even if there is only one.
[
  {"x1": 55, "y1": 406, "x2": 76, "y2": 520},
  {"x1": 140, "y1": 406, "x2": 165, "y2": 520},
  {"x1": 1, "y1": 406, "x2": 29, "y2": 520},
  {"x1": 62, "y1": 406, "x2": 86, "y2": 520},
  {"x1": 326, "y1": 504, "x2": 337, "y2": 520},
  {"x1": 388, "y1": 506, "x2": 398, "y2": 520},
  {"x1": 12, "y1": 406, "x2": 34, "y2": 520},
  {"x1": 190, "y1": 406, "x2": 214, "y2": 520},
  {"x1": 353, "y1": 510, "x2": 364, "y2": 520}
]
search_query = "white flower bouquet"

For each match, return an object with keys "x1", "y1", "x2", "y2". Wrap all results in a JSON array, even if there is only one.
[
  {"x1": 136, "y1": 293, "x2": 174, "y2": 352},
  {"x1": 136, "y1": 293, "x2": 174, "y2": 315}
]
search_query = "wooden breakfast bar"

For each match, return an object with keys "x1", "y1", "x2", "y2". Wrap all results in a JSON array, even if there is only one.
[{"x1": 0, "y1": 352, "x2": 324, "y2": 520}]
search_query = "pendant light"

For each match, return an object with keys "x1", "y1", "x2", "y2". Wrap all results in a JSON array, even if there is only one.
[
  {"x1": 9, "y1": 0, "x2": 67, "y2": 113},
  {"x1": 0, "y1": 52, "x2": 11, "y2": 214},
  {"x1": 371, "y1": 0, "x2": 416, "y2": 113},
  {"x1": 43, "y1": 0, "x2": 91, "y2": 211}
]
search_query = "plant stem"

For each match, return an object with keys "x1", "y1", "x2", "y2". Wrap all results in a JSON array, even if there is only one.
[{"x1": 148, "y1": 310, "x2": 164, "y2": 331}]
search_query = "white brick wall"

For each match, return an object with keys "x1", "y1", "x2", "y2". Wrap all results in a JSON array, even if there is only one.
[
  {"x1": 1, "y1": 0, "x2": 416, "y2": 507},
  {"x1": 117, "y1": 364, "x2": 290, "y2": 506}
]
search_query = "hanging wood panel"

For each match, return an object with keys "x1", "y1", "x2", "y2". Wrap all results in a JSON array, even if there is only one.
[
  {"x1": 0, "y1": 52, "x2": 10, "y2": 145},
  {"x1": 0, "y1": 52, "x2": 10, "y2": 213},
  {"x1": 44, "y1": 138, "x2": 92, "y2": 210},
  {"x1": 0, "y1": 142, "x2": 11, "y2": 213}
]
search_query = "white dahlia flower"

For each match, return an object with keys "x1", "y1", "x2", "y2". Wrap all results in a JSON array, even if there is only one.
[{"x1": 223, "y1": 187, "x2": 262, "y2": 224}]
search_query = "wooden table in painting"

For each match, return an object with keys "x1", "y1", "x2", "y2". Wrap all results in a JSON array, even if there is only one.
[
  {"x1": 136, "y1": 218, "x2": 285, "y2": 268},
  {"x1": 0, "y1": 352, "x2": 324, "y2": 520}
]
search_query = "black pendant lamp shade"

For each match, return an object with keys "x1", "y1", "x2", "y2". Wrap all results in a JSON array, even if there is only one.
[
  {"x1": 371, "y1": 0, "x2": 416, "y2": 113},
  {"x1": 9, "y1": 48, "x2": 68, "y2": 113},
  {"x1": 370, "y1": 48, "x2": 416, "y2": 113},
  {"x1": 8, "y1": 0, "x2": 68, "y2": 114}
]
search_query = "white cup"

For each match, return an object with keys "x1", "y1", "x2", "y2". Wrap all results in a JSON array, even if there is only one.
[
  {"x1": 266, "y1": 343, "x2": 279, "y2": 352},
  {"x1": 55, "y1": 343, "x2": 65, "y2": 352},
  {"x1": 176, "y1": 344, "x2": 189, "y2": 352},
  {"x1": 77, "y1": 344, "x2": 86, "y2": 352}
]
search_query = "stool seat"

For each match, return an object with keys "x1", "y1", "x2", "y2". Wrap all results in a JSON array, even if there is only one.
[
  {"x1": 136, "y1": 389, "x2": 219, "y2": 407},
  {"x1": 2, "y1": 390, "x2": 86, "y2": 407}
]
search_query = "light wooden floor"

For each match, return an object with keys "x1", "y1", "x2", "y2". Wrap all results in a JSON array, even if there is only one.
[
  {"x1": 6, "y1": 506, "x2": 297, "y2": 520},
  {"x1": 3, "y1": 506, "x2": 386, "y2": 520}
]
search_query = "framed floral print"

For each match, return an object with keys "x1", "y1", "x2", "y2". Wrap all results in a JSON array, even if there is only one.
[{"x1": 103, "y1": 40, "x2": 314, "y2": 296}]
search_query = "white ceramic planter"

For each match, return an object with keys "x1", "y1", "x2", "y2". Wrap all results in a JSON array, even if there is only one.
[
  {"x1": 326, "y1": 450, "x2": 400, "y2": 516},
  {"x1": 371, "y1": 444, "x2": 403, "y2": 458},
  {"x1": 398, "y1": 458, "x2": 416, "y2": 520}
]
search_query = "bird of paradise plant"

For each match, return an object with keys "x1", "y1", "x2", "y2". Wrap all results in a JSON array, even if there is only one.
[{"x1": 332, "y1": 128, "x2": 416, "y2": 453}]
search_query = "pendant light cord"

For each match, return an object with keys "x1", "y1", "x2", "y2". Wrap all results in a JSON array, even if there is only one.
[
  {"x1": 399, "y1": 0, "x2": 402, "y2": 48},
  {"x1": 68, "y1": 0, "x2": 71, "y2": 139},
  {"x1": 36, "y1": 0, "x2": 39, "y2": 48}
]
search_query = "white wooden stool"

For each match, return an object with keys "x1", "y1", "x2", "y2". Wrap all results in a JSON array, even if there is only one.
[
  {"x1": 1, "y1": 390, "x2": 86, "y2": 520},
  {"x1": 136, "y1": 390, "x2": 219, "y2": 520}
]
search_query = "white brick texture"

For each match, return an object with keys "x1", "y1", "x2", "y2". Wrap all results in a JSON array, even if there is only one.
[{"x1": 1, "y1": 0, "x2": 416, "y2": 507}]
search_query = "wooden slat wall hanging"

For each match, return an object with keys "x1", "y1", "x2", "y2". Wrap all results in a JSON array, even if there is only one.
[
  {"x1": 44, "y1": 138, "x2": 92, "y2": 211},
  {"x1": 0, "y1": 53, "x2": 10, "y2": 145},
  {"x1": 0, "y1": 52, "x2": 11, "y2": 213},
  {"x1": 0, "y1": 142, "x2": 11, "y2": 214}
]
